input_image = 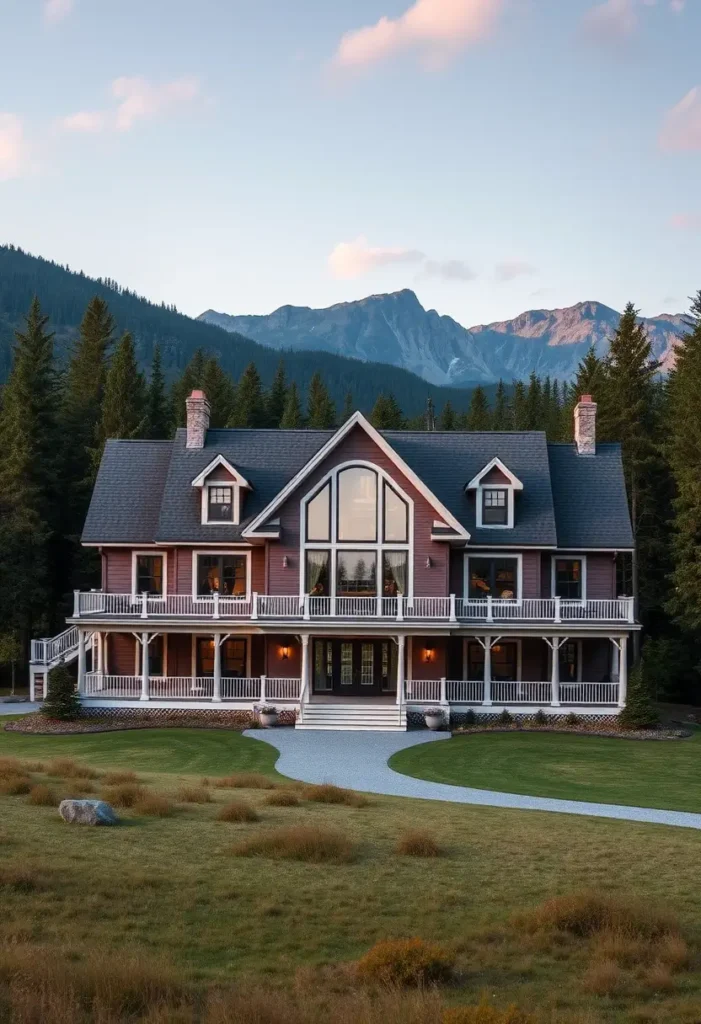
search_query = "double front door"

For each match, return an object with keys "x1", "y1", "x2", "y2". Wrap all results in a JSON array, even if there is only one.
[{"x1": 313, "y1": 639, "x2": 396, "y2": 696}]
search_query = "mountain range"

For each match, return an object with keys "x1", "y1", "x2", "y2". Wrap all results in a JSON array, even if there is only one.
[{"x1": 200, "y1": 290, "x2": 688, "y2": 387}]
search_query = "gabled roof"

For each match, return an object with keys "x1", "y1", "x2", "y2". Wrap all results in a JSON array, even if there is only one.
[
  {"x1": 82, "y1": 440, "x2": 173, "y2": 544},
  {"x1": 242, "y1": 412, "x2": 470, "y2": 541},
  {"x1": 190, "y1": 454, "x2": 251, "y2": 490},
  {"x1": 548, "y1": 443, "x2": 634, "y2": 549},
  {"x1": 466, "y1": 457, "x2": 524, "y2": 492}
]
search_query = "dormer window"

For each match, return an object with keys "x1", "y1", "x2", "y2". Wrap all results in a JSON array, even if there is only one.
[
  {"x1": 466, "y1": 458, "x2": 523, "y2": 531},
  {"x1": 208, "y1": 485, "x2": 234, "y2": 523}
]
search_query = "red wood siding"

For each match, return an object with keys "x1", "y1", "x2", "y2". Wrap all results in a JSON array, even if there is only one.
[
  {"x1": 167, "y1": 633, "x2": 192, "y2": 676},
  {"x1": 522, "y1": 551, "x2": 540, "y2": 599},
  {"x1": 411, "y1": 637, "x2": 446, "y2": 680},
  {"x1": 521, "y1": 638, "x2": 547, "y2": 681},
  {"x1": 107, "y1": 633, "x2": 136, "y2": 675},
  {"x1": 482, "y1": 467, "x2": 511, "y2": 485},
  {"x1": 265, "y1": 636, "x2": 301, "y2": 678},
  {"x1": 586, "y1": 554, "x2": 617, "y2": 600},
  {"x1": 104, "y1": 550, "x2": 132, "y2": 593},
  {"x1": 268, "y1": 424, "x2": 450, "y2": 597},
  {"x1": 582, "y1": 638, "x2": 612, "y2": 681}
]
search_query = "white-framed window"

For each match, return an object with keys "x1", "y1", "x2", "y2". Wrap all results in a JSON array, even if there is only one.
[
  {"x1": 464, "y1": 552, "x2": 523, "y2": 602},
  {"x1": 301, "y1": 462, "x2": 414, "y2": 599},
  {"x1": 192, "y1": 550, "x2": 251, "y2": 600},
  {"x1": 131, "y1": 551, "x2": 167, "y2": 599},
  {"x1": 192, "y1": 456, "x2": 251, "y2": 526},
  {"x1": 466, "y1": 458, "x2": 522, "y2": 531},
  {"x1": 551, "y1": 556, "x2": 587, "y2": 602}
]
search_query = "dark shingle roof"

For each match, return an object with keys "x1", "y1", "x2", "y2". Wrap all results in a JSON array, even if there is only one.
[
  {"x1": 82, "y1": 425, "x2": 633, "y2": 550},
  {"x1": 82, "y1": 440, "x2": 173, "y2": 544},
  {"x1": 547, "y1": 443, "x2": 634, "y2": 549}
]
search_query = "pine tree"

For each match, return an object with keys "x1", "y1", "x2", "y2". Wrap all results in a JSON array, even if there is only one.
[
  {"x1": 618, "y1": 660, "x2": 659, "y2": 729},
  {"x1": 41, "y1": 662, "x2": 81, "y2": 721},
  {"x1": 307, "y1": 372, "x2": 336, "y2": 428},
  {"x1": 385, "y1": 394, "x2": 404, "y2": 430},
  {"x1": 0, "y1": 298, "x2": 58, "y2": 650},
  {"x1": 466, "y1": 386, "x2": 491, "y2": 430},
  {"x1": 201, "y1": 357, "x2": 236, "y2": 428},
  {"x1": 371, "y1": 393, "x2": 403, "y2": 430},
  {"x1": 229, "y1": 362, "x2": 266, "y2": 428},
  {"x1": 512, "y1": 380, "x2": 528, "y2": 430},
  {"x1": 524, "y1": 372, "x2": 542, "y2": 429},
  {"x1": 170, "y1": 349, "x2": 206, "y2": 428},
  {"x1": 96, "y1": 332, "x2": 146, "y2": 452},
  {"x1": 280, "y1": 381, "x2": 303, "y2": 428},
  {"x1": 492, "y1": 380, "x2": 511, "y2": 430},
  {"x1": 341, "y1": 391, "x2": 354, "y2": 423},
  {"x1": 573, "y1": 346, "x2": 607, "y2": 400},
  {"x1": 146, "y1": 345, "x2": 169, "y2": 439},
  {"x1": 266, "y1": 360, "x2": 288, "y2": 428},
  {"x1": 667, "y1": 291, "x2": 701, "y2": 632},
  {"x1": 438, "y1": 401, "x2": 456, "y2": 431}
]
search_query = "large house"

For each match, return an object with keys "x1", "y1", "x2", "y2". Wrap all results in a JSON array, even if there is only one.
[{"x1": 30, "y1": 391, "x2": 637, "y2": 730}]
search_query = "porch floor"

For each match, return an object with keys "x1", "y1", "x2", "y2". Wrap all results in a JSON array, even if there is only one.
[{"x1": 307, "y1": 693, "x2": 398, "y2": 704}]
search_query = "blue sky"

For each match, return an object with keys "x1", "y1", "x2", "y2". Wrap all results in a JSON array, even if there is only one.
[{"x1": 0, "y1": 0, "x2": 699, "y2": 327}]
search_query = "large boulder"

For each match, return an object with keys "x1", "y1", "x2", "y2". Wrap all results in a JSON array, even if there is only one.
[{"x1": 59, "y1": 799, "x2": 119, "y2": 826}]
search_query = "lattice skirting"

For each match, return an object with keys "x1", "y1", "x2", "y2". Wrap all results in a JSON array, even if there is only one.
[
  {"x1": 408, "y1": 710, "x2": 622, "y2": 729},
  {"x1": 79, "y1": 707, "x2": 298, "y2": 728}
]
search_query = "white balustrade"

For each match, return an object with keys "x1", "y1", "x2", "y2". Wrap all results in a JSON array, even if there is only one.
[
  {"x1": 446, "y1": 679, "x2": 485, "y2": 703},
  {"x1": 31, "y1": 625, "x2": 80, "y2": 665},
  {"x1": 404, "y1": 679, "x2": 442, "y2": 703},
  {"x1": 221, "y1": 677, "x2": 261, "y2": 700},
  {"x1": 267, "y1": 677, "x2": 301, "y2": 700},
  {"x1": 259, "y1": 596, "x2": 303, "y2": 618},
  {"x1": 150, "y1": 677, "x2": 214, "y2": 699},
  {"x1": 308, "y1": 596, "x2": 331, "y2": 617},
  {"x1": 83, "y1": 673, "x2": 142, "y2": 698},
  {"x1": 491, "y1": 681, "x2": 553, "y2": 704},
  {"x1": 336, "y1": 597, "x2": 377, "y2": 617},
  {"x1": 456, "y1": 598, "x2": 488, "y2": 620},
  {"x1": 559, "y1": 682, "x2": 619, "y2": 704},
  {"x1": 405, "y1": 597, "x2": 450, "y2": 619}
]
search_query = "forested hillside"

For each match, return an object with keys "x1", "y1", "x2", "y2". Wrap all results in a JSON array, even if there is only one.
[{"x1": 0, "y1": 245, "x2": 486, "y2": 415}]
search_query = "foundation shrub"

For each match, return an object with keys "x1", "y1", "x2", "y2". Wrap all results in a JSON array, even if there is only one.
[
  {"x1": 514, "y1": 891, "x2": 679, "y2": 940},
  {"x1": 213, "y1": 772, "x2": 277, "y2": 790},
  {"x1": 176, "y1": 785, "x2": 212, "y2": 804},
  {"x1": 498, "y1": 710, "x2": 512, "y2": 725},
  {"x1": 463, "y1": 709, "x2": 476, "y2": 727},
  {"x1": 305, "y1": 783, "x2": 369, "y2": 807},
  {"x1": 533, "y1": 709, "x2": 547, "y2": 726},
  {"x1": 395, "y1": 830, "x2": 442, "y2": 858},
  {"x1": 216, "y1": 800, "x2": 259, "y2": 823},
  {"x1": 264, "y1": 790, "x2": 300, "y2": 807},
  {"x1": 232, "y1": 825, "x2": 356, "y2": 863},
  {"x1": 565, "y1": 713, "x2": 580, "y2": 727},
  {"x1": 101, "y1": 783, "x2": 148, "y2": 808},
  {"x1": 134, "y1": 794, "x2": 175, "y2": 817},
  {"x1": 356, "y1": 937, "x2": 455, "y2": 988},
  {"x1": 27, "y1": 784, "x2": 58, "y2": 807},
  {"x1": 443, "y1": 1003, "x2": 536, "y2": 1024}
]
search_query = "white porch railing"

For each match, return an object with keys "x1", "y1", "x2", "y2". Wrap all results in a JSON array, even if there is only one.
[
  {"x1": 559, "y1": 681, "x2": 619, "y2": 704},
  {"x1": 491, "y1": 681, "x2": 553, "y2": 704},
  {"x1": 84, "y1": 673, "x2": 142, "y2": 698},
  {"x1": 404, "y1": 679, "x2": 442, "y2": 703},
  {"x1": 446, "y1": 679, "x2": 485, "y2": 703},
  {"x1": 150, "y1": 677, "x2": 214, "y2": 699},
  {"x1": 31, "y1": 625, "x2": 80, "y2": 666},
  {"x1": 74, "y1": 591, "x2": 636, "y2": 624},
  {"x1": 267, "y1": 677, "x2": 302, "y2": 700}
]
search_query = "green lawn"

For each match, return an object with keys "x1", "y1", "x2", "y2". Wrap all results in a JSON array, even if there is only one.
[
  {"x1": 390, "y1": 729, "x2": 701, "y2": 813},
  {"x1": 2, "y1": 724, "x2": 701, "y2": 1021}
]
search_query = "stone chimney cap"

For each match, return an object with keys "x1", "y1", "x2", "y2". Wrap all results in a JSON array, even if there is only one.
[
  {"x1": 189, "y1": 389, "x2": 207, "y2": 400},
  {"x1": 579, "y1": 394, "x2": 594, "y2": 404}
]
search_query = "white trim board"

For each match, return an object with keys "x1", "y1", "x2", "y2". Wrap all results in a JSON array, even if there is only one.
[{"x1": 131, "y1": 550, "x2": 168, "y2": 600}]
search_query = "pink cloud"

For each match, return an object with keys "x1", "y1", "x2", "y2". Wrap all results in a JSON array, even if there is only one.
[
  {"x1": 44, "y1": 0, "x2": 74, "y2": 23},
  {"x1": 669, "y1": 212, "x2": 701, "y2": 230},
  {"x1": 329, "y1": 237, "x2": 425, "y2": 279},
  {"x1": 59, "y1": 111, "x2": 106, "y2": 133},
  {"x1": 334, "y1": 0, "x2": 504, "y2": 70},
  {"x1": 112, "y1": 76, "x2": 200, "y2": 131},
  {"x1": 659, "y1": 87, "x2": 701, "y2": 151},
  {"x1": 0, "y1": 114, "x2": 27, "y2": 182}
]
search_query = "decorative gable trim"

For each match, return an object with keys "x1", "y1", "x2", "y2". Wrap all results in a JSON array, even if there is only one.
[
  {"x1": 466, "y1": 457, "x2": 523, "y2": 492},
  {"x1": 191, "y1": 455, "x2": 251, "y2": 490},
  {"x1": 242, "y1": 411, "x2": 470, "y2": 541}
]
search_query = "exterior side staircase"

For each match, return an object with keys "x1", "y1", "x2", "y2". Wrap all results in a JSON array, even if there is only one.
[
  {"x1": 29, "y1": 626, "x2": 90, "y2": 700},
  {"x1": 296, "y1": 703, "x2": 408, "y2": 731}
]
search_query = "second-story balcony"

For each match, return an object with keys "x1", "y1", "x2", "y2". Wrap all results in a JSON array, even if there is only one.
[{"x1": 72, "y1": 591, "x2": 636, "y2": 625}]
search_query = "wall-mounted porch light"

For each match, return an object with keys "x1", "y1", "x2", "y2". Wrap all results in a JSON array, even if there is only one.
[
  {"x1": 280, "y1": 644, "x2": 291, "y2": 661},
  {"x1": 423, "y1": 645, "x2": 436, "y2": 663},
  {"x1": 425, "y1": 556, "x2": 432, "y2": 569},
  {"x1": 282, "y1": 555, "x2": 289, "y2": 569}
]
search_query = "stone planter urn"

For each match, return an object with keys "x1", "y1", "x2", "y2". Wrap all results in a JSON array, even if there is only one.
[
  {"x1": 424, "y1": 709, "x2": 445, "y2": 731},
  {"x1": 258, "y1": 706, "x2": 279, "y2": 728}
]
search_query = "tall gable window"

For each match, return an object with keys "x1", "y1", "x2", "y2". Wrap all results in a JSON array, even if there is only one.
[
  {"x1": 302, "y1": 463, "x2": 412, "y2": 599},
  {"x1": 465, "y1": 458, "x2": 523, "y2": 530},
  {"x1": 133, "y1": 552, "x2": 166, "y2": 598},
  {"x1": 191, "y1": 456, "x2": 252, "y2": 526}
]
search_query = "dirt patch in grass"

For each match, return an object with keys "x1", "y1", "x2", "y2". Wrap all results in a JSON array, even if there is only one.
[
  {"x1": 395, "y1": 829, "x2": 442, "y2": 857},
  {"x1": 232, "y1": 825, "x2": 356, "y2": 863},
  {"x1": 264, "y1": 790, "x2": 300, "y2": 807},
  {"x1": 305, "y1": 784, "x2": 369, "y2": 807},
  {"x1": 213, "y1": 772, "x2": 277, "y2": 790},
  {"x1": 217, "y1": 800, "x2": 260, "y2": 823}
]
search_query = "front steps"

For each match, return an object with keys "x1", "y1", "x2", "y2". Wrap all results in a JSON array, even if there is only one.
[{"x1": 296, "y1": 703, "x2": 408, "y2": 731}]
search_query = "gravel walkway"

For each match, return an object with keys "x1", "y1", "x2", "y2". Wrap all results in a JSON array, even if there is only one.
[{"x1": 245, "y1": 728, "x2": 701, "y2": 831}]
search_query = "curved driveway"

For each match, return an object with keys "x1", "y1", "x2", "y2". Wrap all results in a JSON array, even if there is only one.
[{"x1": 246, "y1": 728, "x2": 701, "y2": 831}]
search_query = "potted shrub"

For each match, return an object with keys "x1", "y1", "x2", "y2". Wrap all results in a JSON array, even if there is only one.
[
  {"x1": 423, "y1": 707, "x2": 446, "y2": 731},
  {"x1": 256, "y1": 704, "x2": 279, "y2": 728}
]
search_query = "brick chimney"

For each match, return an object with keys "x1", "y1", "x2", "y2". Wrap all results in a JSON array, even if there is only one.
[
  {"x1": 574, "y1": 394, "x2": 596, "y2": 456},
  {"x1": 186, "y1": 390, "x2": 210, "y2": 449}
]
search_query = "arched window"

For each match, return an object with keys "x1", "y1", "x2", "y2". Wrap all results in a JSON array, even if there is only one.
[{"x1": 302, "y1": 465, "x2": 411, "y2": 599}]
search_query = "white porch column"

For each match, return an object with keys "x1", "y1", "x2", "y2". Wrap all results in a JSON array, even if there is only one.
[
  {"x1": 551, "y1": 638, "x2": 561, "y2": 707},
  {"x1": 396, "y1": 635, "x2": 406, "y2": 706},
  {"x1": 140, "y1": 632, "x2": 150, "y2": 701},
  {"x1": 618, "y1": 635, "x2": 628, "y2": 708},
  {"x1": 212, "y1": 635, "x2": 222, "y2": 702},
  {"x1": 483, "y1": 636, "x2": 492, "y2": 706},
  {"x1": 77, "y1": 629, "x2": 87, "y2": 695},
  {"x1": 610, "y1": 639, "x2": 620, "y2": 682},
  {"x1": 300, "y1": 634, "x2": 310, "y2": 706},
  {"x1": 96, "y1": 631, "x2": 104, "y2": 674}
]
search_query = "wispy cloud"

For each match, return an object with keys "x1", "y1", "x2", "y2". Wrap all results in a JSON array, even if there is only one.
[
  {"x1": 669, "y1": 211, "x2": 701, "y2": 230},
  {"x1": 59, "y1": 76, "x2": 201, "y2": 135},
  {"x1": 0, "y1": 114, "x2": 27, "y2": 182},
  {"x1": 581, "y1": 0, "x2": 637, "y2": 42},
  {"x1": 495, "y1": 260, "x2": 537, "y2": 282},
  {"x1": 333, "y1": 0, "x2": 504, "y2": 71},
  {"x1": 659, "y1": 87, "x2": 701, "y2": 151},
  {"x1": 424, "y1": 259, "x2": 476, "y2": 281},
  {"x1": 44, "y1": 0, "x2": 74, "y2": 24},
  {"x1": 328, "y1": 237, "x2": 425, "y2": 279}
]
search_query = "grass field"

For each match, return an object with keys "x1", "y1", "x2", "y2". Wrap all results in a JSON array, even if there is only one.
[
  {"x1": 1, "y1": 725, "x2": 701, "y2": 1022},
  {"x1": 389, "y1": 729, "x2": 701, "y2": 813}
]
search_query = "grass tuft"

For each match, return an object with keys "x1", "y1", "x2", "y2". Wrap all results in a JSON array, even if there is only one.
[
  {"x1": 27, "y1": 784, "x2": 58, "y2": 807},
  {"x1": 395, "y1": 829, "x2": 442, "y2": 857},
  {"x1": 176, "y1": 784, "x2": 212, "y2": 804},
  {"x1": 47, "y1": 758, "x2": 99, "y2": 780},
  {"x1": 0, "y1": 775, "x2": 32, "y2": 795},
  {"x1": 0, "y1": 756, "x2": 28, "y2": 778},
  {"x1": 232, "y1": 825, "x2": 356, "y2": 863},
  {"x1": 443, "y1": 1003, "x2": 536, "y2": 1023},
  {"x1": 213, "y1": 772, "x2": 277, "y2": 790},
  {"x1": 0, "y1": 866, "x2": 45, "y2": 893},
  {"x1": 264, "y1": 790, "x2": 300, "y2": 807},
  {"x1": 356, "y1": 937, "x2": 455, "y2": 988},
  {"x1": 305, "y1": 783, "x2": 369, "y2": 807},
  {"x1": 216, "y1": 800, "x2": 260, "y2": 823},
  {"x1": 134, "y1": 794, "x2": 175, "y2": 817},
  {"x1": 581, "y1": 957, "x2": 624, "y2": 996},
  {"x1": 102, "y1": 770, "x2": 139, "y2": 785},
  {"x1": 101, "y1": 783, "x2": 148, "y2": 808},
  {"x1": 514, "y1": 890, "x2": 679, "y2": 940}
]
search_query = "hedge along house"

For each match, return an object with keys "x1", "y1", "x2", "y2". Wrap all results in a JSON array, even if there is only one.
[{"x1": 30, "y1": 390, "x2": 637, "y2": 730}]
